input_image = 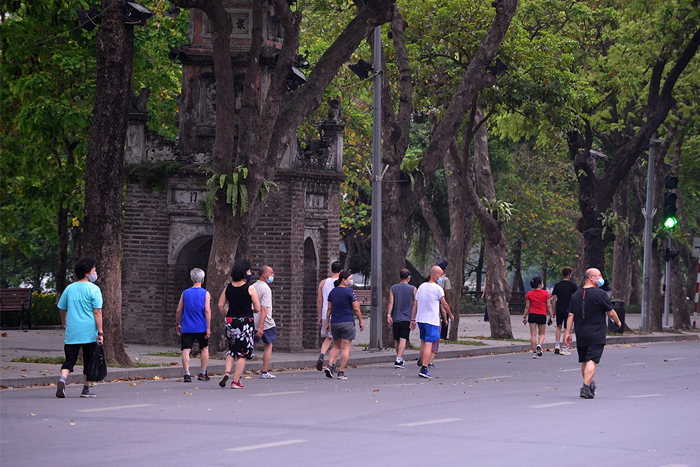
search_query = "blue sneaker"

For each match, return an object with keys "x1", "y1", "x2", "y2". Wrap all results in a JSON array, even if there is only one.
[
  {"x1": 427, "y1": 363, "x2": 435, "y2": 369},
  {"x1": 419, "y1": 368, "x2": 432, "y2": 379}
]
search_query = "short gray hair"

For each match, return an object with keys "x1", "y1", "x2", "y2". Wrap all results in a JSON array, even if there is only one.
[{"x1": 190, "y1": 268, "x2": 205, "y2": 284}]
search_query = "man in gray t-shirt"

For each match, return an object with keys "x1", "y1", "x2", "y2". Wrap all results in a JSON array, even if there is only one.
[{"x1": 387, "y1": 269, "x2": 416, "y2": 369}]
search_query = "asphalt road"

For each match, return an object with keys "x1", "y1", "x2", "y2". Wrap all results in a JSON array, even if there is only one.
[{"x1": 1, "y1": 341, "x2": 698, "y2": 467}]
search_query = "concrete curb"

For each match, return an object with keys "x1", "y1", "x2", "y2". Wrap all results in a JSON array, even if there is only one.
[{"x1": 2, "y1": 333, "x2": 696, "y2": 389}]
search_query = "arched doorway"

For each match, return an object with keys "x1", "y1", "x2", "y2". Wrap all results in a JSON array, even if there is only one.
[{"x1": 303, "y1": 237, "x2": 319, "y2": 349}]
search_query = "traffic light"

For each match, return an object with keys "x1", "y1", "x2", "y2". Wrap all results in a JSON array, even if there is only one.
[{"x1": 663, "y1": 175, "x2": 679, "y2": 229}]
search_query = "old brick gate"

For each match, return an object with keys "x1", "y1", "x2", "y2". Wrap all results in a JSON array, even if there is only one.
[{"x1": 121, "y1": 2, "x2": 343, "y2": 351}]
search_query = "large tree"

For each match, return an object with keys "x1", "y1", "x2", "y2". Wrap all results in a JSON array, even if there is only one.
[
  {"x1": 567, "y1": 0, "x2": 700, "y2": 273},
  {"x1": 169, "y1": 0, "x2": 397, "y2": 350}
]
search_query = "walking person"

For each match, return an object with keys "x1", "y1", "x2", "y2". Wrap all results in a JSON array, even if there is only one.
[
  {"x1": 56, "y1": 257, "x2": 104, "y2": 398},
  {"x1": 429, "y1": 261, "x2": 453, "y2": 368},
  {"x1": 522, "y1": 276, "x2": 553, "y2": 358},
  {"x1": 175, "y1": 268, "x2": 211, "y2": 382},
  {"x1": 565, "y1": 268, "x2": 621, "y2": 399},
  {"x1": 252, "y1": 265, "x2": 276, "y2": 379},
  {"x1": 411, "y1": 264, "x2": 451, "y2": 379},
  {"x1": 218, "y1": 261, "x2": 261, "y2": 389},
  {"x1": 387, "y1": 268, "x2": 416, "y2": 369},
  {"x1": 551, "y1": 267, "x2": 578, "y2": 355},
  {"x1": 324, "y1": 271, "x2": 364, "y2": 380},
  {"x1": 316, "y1": 260, "x2": 343, "y2": 371}
]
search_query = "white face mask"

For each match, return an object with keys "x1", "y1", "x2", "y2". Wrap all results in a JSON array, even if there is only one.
[
  {"x1": 347, "y1": 278, "x2": 354, "y2": 287},
  {"x1": 88, "y1": 272, "x2": 98, "y2": 283}
]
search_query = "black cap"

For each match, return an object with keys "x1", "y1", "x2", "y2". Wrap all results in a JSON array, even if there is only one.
[{"x1": 437, "y1": 260, "x2": 448, "y2": 270}]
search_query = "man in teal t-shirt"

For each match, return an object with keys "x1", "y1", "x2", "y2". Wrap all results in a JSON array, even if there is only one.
[{"x1": 56, "y1": 257, "x2": 104, "y2": 399}]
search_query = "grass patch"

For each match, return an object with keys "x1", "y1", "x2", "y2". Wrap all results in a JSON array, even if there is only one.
[
  {"x1": 440, "y1": 339, "x2": 486, "y2": 346},
  {"x1": 353, "y1": 343, "x2": 369, "y2": 348},
  {"x1": 147, "y1": 350, "x2": 182, "y2": 357},
  {"x1": 463, "y1": 335, "x2": 530, "y2": 343},
  {"x1": 11, "y1": 356, "x2": 65, "y2": 364}
]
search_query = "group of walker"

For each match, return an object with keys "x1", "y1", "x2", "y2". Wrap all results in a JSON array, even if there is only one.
[{"x1": 56, "y1": 258, "x2": 618, "y2": 400}]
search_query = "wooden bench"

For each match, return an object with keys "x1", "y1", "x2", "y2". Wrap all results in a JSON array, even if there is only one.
[
  {"x1": 508, "y1": 291, "x2": 525, "y2": 314},
  {"x1": 353, "y1": 289, "x2": 372, "y2": 307},
  {"x1": 0, "y1": 288, "x2": 33, "y2": 329}
]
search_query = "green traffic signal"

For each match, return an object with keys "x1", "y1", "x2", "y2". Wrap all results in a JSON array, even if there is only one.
[{"x1": 664, "y1": 216, "x2": 678, "y2": 229}]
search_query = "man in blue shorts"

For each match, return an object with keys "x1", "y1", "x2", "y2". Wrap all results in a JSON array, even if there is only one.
[
  {"x1": 565, "y1": 268, "x2": 621, "y2": 399},
  {"x1": 176, "y1": 268, "x2": 211, "y2": 382},
  {"x1": 410, "y1": 265, "x2": 451, "y2": 379},
  {"x1": 252, "y1": 265, "x2": 277, "y2": 379}
]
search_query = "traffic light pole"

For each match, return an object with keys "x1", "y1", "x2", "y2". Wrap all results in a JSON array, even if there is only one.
[{"x1": 663, "y1": 233, "x2": 672, "y2": 330}]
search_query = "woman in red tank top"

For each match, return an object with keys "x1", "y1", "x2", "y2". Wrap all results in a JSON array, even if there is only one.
[{"x1": 522, "y1": 276, "x2": 554, "y2": 358}]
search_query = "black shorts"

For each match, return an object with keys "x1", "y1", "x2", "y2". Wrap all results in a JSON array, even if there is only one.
[
  {"x1": 528, "y1": 313, "x2": 546, "y2": 325},
  {"x1": 577, "y1": 344, "x2": 605, "y2": 363},
  {"x1": 392, "y1": 321, "x2": 411, "y2": 341},
  {"x1": 556, "y1": 310, "x2": 569, "y2": 327},
  {"x1": 181, "y1": 332, "x2": 208, "y2": 350},
  {"x1": 62, "y1": 342, "x2": 97, "y2": 374}
]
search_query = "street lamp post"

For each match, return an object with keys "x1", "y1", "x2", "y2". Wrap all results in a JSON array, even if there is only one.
[{"x1": 369, "y1": 26, "x2": 383, "y2": 350}]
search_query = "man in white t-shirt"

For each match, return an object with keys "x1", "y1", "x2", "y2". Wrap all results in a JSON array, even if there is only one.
[
  {"x1": 316, "y1": 260, "x2": 343, "y2": 371},
  {"x1": 252, "y1": 265, "x2": 276, "y2": 379},
  {"x1": 411, "y1": 265, "x2": 451, "y2": 379}
]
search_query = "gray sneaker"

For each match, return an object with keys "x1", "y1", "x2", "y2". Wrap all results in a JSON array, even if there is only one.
[
  {"x1": 219, "y1": 374, "x2": 229, "y2": 388},
  {"x1": 80, "y1": 389, "x2": 96, "y2": 398},
  {"x1": 580, "y1": 386, "x2": 594, "y2": 399},
  {"x1": 590, "y1": 380, "x2": 596, "y2": 396},
  {"x1": 316, "y1": 356, "x2": 324, "y2": 371},
  {"x1": 324, "y1": 367, "x2": 334, "y2": 379},
  {"x1": 536, "y1": 344, "x2": 543, "y2": 357},
  {"x1": 337, "y1": 371, "x2": 347, "y2": 380},
  {"x1": 56, "y1": 380, "x2": 66, "y2": 399}
]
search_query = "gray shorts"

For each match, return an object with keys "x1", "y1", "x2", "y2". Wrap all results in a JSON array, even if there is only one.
[{"x1": 330, "y1": 321, "x2": 356, "y2": 341}]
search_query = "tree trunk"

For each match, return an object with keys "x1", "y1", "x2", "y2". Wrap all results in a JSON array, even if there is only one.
[
  {"x1": 476, "y1": 240, "x2": 485, "y2": 293},
  {"x1": 470, "y1": 106, "x2": 512, "y2": 339},
  {"x1": 670, "y1": 132, "x2": 691, "y2": 330},
  {"x1": 82, "y1": 0, "x2": 134, "y2": 367},
  {"x1": 612, "y1": 174, "x2": 632, "y2": 302},
  {"x1": 444, "y1": 144, "x2": 463, "y2": 341},
  {"x1": 511, "y1": 238, "x2": 524, "y2": 292},
  {"x1": 541, "y1": 259, "x2": 548, "y2": 288},
  {"x1": 56, "y1": 203, "x2": 68, "y2": 297}
]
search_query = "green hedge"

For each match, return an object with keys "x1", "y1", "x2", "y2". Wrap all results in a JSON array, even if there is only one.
[{"x1": 31, "y1": 292, "x2": 62, "y2": 326}]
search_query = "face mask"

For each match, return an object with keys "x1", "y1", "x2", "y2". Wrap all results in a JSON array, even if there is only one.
[
  {"x1": 347, "y1": 279, "x2": 354, "y2": 287},
  {"x1": 437, "y1": 277, "x2": 444, "y2": 285},
  {"x1": 267, "y1": 276, "x2": 274, "y2": 284},
  {"x1": 246, "y1": 274, "x2": 253, "y2": 282},
  {"x1": 597, "y1": 278, "x2": 605, "y2": 287},
  {"x1": 88, "y1": 273, "x2": 98, "y2": 283}
]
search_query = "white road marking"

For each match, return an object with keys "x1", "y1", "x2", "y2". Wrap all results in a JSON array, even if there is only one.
[
  {"x1": 627, "y1": 394, "x2": 666, "y2": 398},
  {"x1": 226, "y1": 440, "x2": 307, "y2": 451},
  {"x1": 250, "y1": 391, "x2": 306, "y2": 397},
  {"x1": 529, "y1": 402, "x2": 577, "y2": 409},
  {"x1": 478, "y1": 375, "x2": 513, "y2": 380},
  {"x1": 78, "y1": 404, "x2": 153, "y2": 413},
  {"x1": 659, "y1": 464, "x2": 689, "y2": 467},
  {"x1": 622, "y1": 363, "x2": 646, "y2": 366},
  {"x1": 381, "y1": 383, "x2": 422, "y2": 387},
  {"x1": 399, "y1": 418, "x2": 461, "y2": 427},
  {"x1": 664, "y1": 358, "x2": 686, "y2": 361},
  {"x1": 558, "y1": 369, "x2": 580, "y2": 372}
]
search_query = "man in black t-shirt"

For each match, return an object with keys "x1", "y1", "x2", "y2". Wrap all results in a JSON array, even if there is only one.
[
  {"x1": 551, "y1": 267, "x2": 578, "y2": 356},
  {"x1": 564, "y1": 268, "x2": 621, "y2": 399}
]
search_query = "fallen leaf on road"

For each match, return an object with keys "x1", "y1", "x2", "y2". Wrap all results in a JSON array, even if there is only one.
[
  {"x1": 1, "y1": 333, "x2": 7, "y2": 337},
  {"x1": 244, "y1": 376, "x2": 252, "y2": 379},
  {"x1": 2, "y1": 366, "x2": 10, "y2": 370},
  {"x1": 169, "y1": 362, "x2": 178, "y2": 366},
  {"x1": 70, "y1": 423, "x2": 75, "y2": 426},
  {"x1": 153, "y1": 376, "x2": 163, "y2": 380},
  {"x1": 130, "y1": 383, "x2": 137, "y2": 386},
  {"x1": 30, "y1": 413, "x2": 36, "y2": 416},
  {"x1": 21, "y1": 375, "x2": 27, "y2": 377}
]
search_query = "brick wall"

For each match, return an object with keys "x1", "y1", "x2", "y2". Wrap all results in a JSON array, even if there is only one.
[{"x1": 122, "y1": 183, "x2": 170, "y2": 344}]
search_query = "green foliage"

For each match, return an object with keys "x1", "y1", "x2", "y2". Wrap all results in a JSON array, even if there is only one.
[
  {"x1": 480, "y1": 197, "x2": 516, "y2": 224},
  {"x1": 599, "y1": 208, "x2": 629, "y2": 239},
  {"x1": 30, "y1": 292, "x2": 61, "y2": 326}
]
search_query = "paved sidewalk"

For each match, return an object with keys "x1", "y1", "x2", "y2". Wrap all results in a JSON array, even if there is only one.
[{"x1": 1, "y1": 313, "x2": 696, "y2": 388}]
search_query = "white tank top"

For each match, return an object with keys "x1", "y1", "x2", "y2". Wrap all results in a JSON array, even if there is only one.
[{"x1": 321, "y1": 277, "x2": 335, "y2": 320}]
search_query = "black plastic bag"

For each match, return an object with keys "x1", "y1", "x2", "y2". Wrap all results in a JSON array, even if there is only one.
[{"x1": 86, "y1": 344, "x2": 107, "y2": 382}]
